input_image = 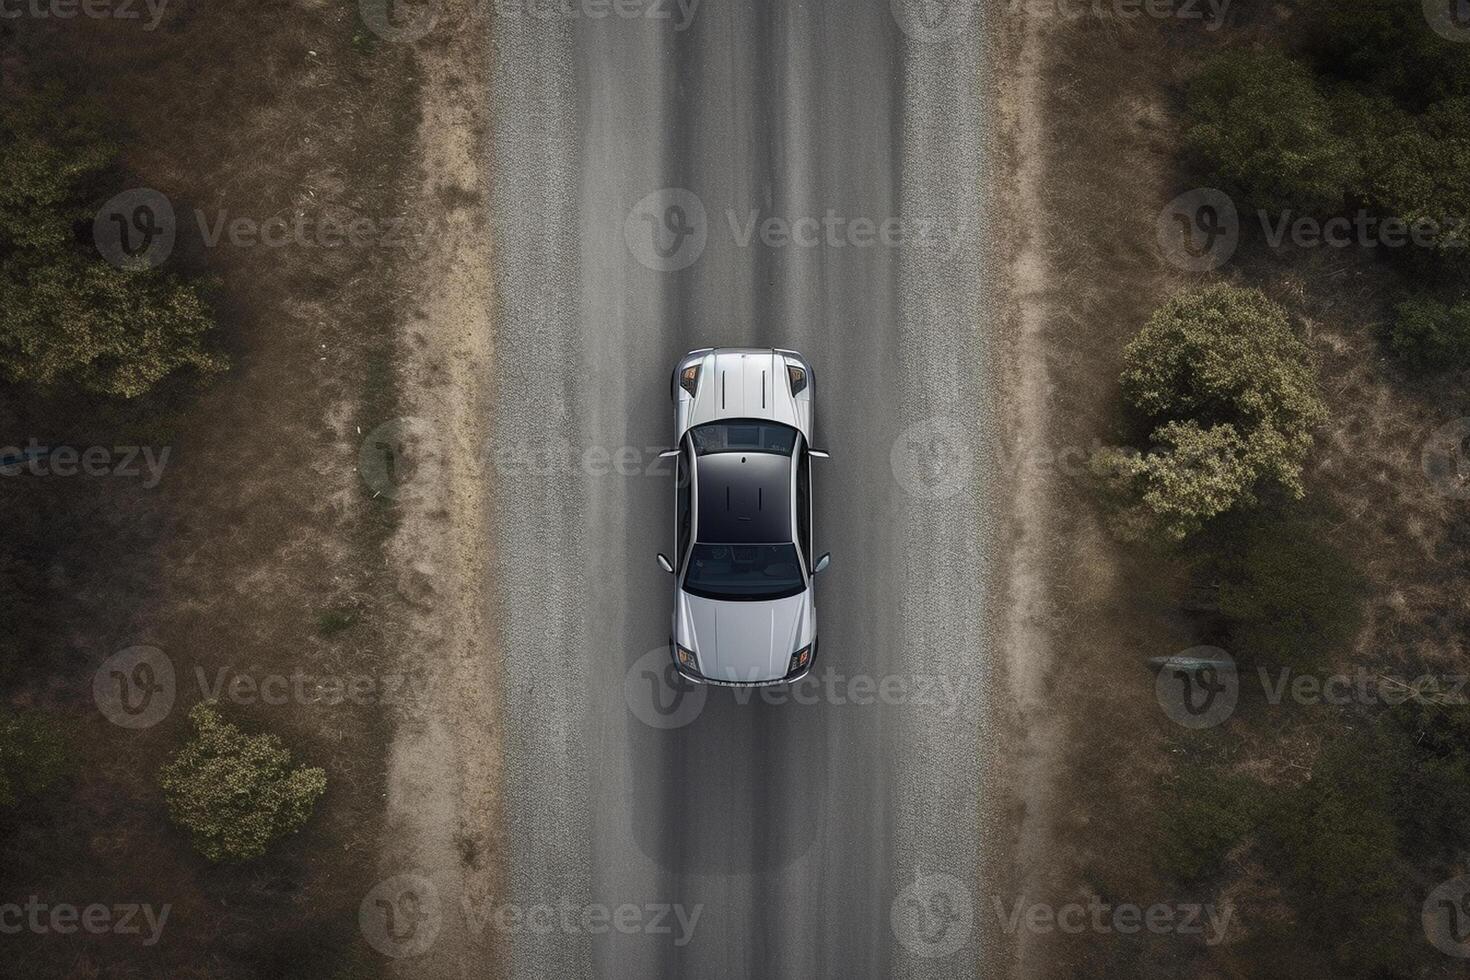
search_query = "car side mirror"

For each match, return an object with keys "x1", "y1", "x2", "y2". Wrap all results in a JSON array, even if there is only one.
[
  {"x1": 656, "y1": 554, "x2": 674, "y2": 574},
  {"x1": 812, "y1": 553, "x2": 831, "y2": 574},
  {"x1": 658, "y1": 449, "x2": 680, "y2": 458},
  {"x1": 809, "y1": 449, "x2": 830, "y2": 459}
]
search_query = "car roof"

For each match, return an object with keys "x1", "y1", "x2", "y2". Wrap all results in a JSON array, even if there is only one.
[{"x1": 695, "y1": 452, "x2": 792, "y2": 544}]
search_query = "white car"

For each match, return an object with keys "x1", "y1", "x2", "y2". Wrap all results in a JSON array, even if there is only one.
[{"x1": 657, "y1": 348, "x2": 830, "y2": 686}]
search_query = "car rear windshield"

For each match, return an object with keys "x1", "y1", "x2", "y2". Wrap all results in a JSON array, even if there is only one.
[{"x1": 683, "y1": 544, "x2": 806, "y2": 601}]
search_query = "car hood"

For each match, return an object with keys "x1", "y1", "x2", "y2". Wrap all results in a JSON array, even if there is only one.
[
  {"x1": 680, "y1": 349, "x2": 812, "y2": 441},
  {"x1": 678, "y1": 590, "x2": 808, "y2": 683}
]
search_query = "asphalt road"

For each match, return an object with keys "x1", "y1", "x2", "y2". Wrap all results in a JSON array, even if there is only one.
[{"x1": 490, "y1": 2, "x2": 999, "y2": 976}]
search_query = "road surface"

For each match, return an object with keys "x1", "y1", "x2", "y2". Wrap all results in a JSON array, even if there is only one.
[{"x1": 489, "y1": 1, "x2": 1002, "y2": 976}]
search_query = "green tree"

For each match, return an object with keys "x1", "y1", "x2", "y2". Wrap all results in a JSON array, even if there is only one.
[
  {"x1": 1387, "y1": 296, "x2": 1470, "y2": 373},
  {"x1": 0, "y1": 85, "x2": 224, "y2": 398},
  {"x1": 1184, "y1": 49, "x2": 1357, "y2": 214},
  {"x1": 1301, "y1": 0, "x2": 1470, "y2": 111},
  {"x1": 1356, "y1": 98, "x2": 1470, "y2": 266},
  {"x1": 159, "y1": 701, "x2": 326, "y2": 862},
  {"x1": 0, "y1": 710, "x2": 69, "y2": 808},
  {"x1": 1091, "y1": 285, "x2": 1327, "y2": 541}
]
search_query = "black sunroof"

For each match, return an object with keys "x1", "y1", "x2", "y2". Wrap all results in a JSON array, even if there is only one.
[{"x1": 695, "y1": 452, "x2": 792, "y2": 544}]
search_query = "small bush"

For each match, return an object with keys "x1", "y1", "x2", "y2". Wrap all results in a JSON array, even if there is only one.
[
  {"x1": 1156, "y1": 766, "x2": 1261, "y2": 883},
  {"x1": 1091, "y1": 285, "x2": 1327, "y2": 541},
  {"x1": 159, "y1": 701, "x2": 326, "y2": 862},
  {"x1": 0, "y1": 84, "x2": 225, "y2": 398},
  {"x1": 1210, "y1": 508, "x2": 1362, "y2": 670},
  {"x1": 1184, "y1": 49, "x2": 1357, "y2": 214},
  {"x1": 1386, "y1": 296, "x2": 1470, "y2": 373},
  {"x1": 0, "y1": 711, "x2": 69, "y2": 809}
]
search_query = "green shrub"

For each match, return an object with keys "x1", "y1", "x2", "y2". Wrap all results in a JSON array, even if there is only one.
[
  {"x1": 1266, "y1": 730, "x2": 1410, "y2": 974},
  {"x1": 1301, "y1": 0, "x2": 1470, "y2": 111},
  {"x1": 1356, "y1": 98, "x2": 1470, "y2": 264},
  {"x1": 1210, "y1": 508, "x2": 1362, "y2": 670},
  {"x1": 1387, "y1": 296, "x2": 1470, "y2": 372},
  {"x1": 1382, "y1": 701, "x2": 1470, "y2": 861},
  {"x1": 159, "y1": 701, "x2": 326, "y2": 862},
  {"x1": 1090, "y1": 285, "x2": 1327, "y2": 541},
  {"x1": 1156, "y1": 766, "x2": 1261, "y2": 883},
  {"x1": 0, "y1": 710, "x2": 69, "y2": 808},
  {"x1": 1184, "y1": 49, "x2": 1357, "y2": 214},
  {"x1": 0, "y1": 85, "x2": 225, "y2": 399}
]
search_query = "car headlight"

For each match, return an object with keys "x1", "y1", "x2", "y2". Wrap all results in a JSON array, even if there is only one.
[
  {"x1": 675, "y1": 644, "x2": 700, "y2": 673},
  {"x1": 679, "y1": 364, "x2": 701, "y2": 396},
  {"x1": 786, "y1": 363, "x2": 807, "y2": 395},
  {"x1": 788, "y1": 644, "x2": 812, "y2": 675}
]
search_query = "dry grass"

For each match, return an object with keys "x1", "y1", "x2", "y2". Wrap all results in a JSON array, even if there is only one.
[
  {"x1": 1006, "y1": 1, "x2": 1470, "y2": 977},
  {"x1": 0, "y1": 2, "x2": 421, "y2": 977}
]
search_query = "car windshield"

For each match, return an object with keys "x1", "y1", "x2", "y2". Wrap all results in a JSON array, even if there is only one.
[
  {"x1": 683, "y1": 543, "x2": 806, "y2": 601},
  {"x1": 690, "y1": 421, "x2": 796, "y2": 456}
]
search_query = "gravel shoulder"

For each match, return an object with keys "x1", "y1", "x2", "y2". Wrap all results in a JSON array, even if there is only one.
[{"x1": 370, "y1": 13, "x2": 505, "y2": 978}]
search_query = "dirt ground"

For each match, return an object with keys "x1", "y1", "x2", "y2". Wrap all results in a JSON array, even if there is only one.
[
  {"x1": 996, "y1": 2, "x2": 1470, "y2": 978},
  {"x1": 993, "y1": 5, "x2": 1198, "y2": 976},
  {"x1": 365, "y1": 6, "x2": 505, "y2": 979},
  {"x1": 0, "y1": 2, "x2": 429, "y2": 976}
]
